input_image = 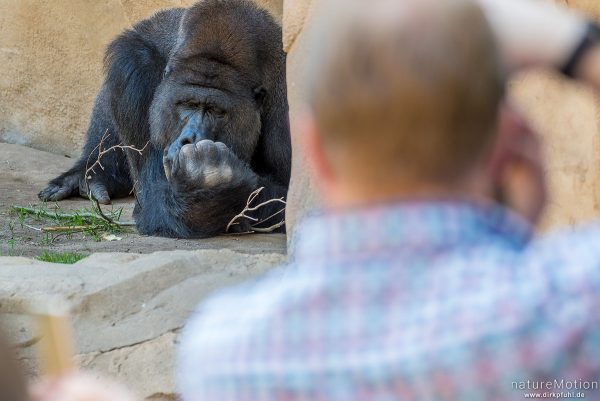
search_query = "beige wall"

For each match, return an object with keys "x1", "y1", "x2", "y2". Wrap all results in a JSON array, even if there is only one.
[
  {"x1": 284, "y1": 0, "x2": 600, "y2": 234},
  {"x1": 0, "y1": 0, "x2": 282, "y2": 157},
  {"x1": 511, "y1": 1, "x2": 600, "y2": 230}
]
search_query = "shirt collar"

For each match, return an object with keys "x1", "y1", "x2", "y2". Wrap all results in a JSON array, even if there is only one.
[{"x1": 290, "y1": 200, "x2": 533, "y2": 262}]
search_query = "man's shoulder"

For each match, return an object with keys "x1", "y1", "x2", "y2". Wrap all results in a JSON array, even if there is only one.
[
  {"x1": 187, "y1": 264, "x2": 291, "y2": 328},
  {"x1": 518, "y1": 221, "x2": 600, "y2": 292},
  {"x1": 529, "y1": 221, "x2": 600, "y2": 263}
]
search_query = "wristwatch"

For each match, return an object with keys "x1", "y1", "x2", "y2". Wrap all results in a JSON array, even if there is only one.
[{"x1": 562, "y1": 22, "x2": 600, "y2": 78}]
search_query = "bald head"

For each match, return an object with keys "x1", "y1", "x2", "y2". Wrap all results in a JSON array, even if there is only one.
[{"x1": 308, "y1": 0, "x2": 505, "y2": 185}]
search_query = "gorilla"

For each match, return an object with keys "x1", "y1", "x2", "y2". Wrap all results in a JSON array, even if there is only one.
[{"x1": 39, "y1": 0, "x2": 291, "y2": 239}]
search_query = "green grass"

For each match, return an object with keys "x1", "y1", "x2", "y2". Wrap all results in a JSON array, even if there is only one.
[
  {"x1": 11, "y1": 204, "x2": 132, "y2": 243},
  {"x1": 12, "y1": 204, "x2": 125, "y2": 227},
  {"x1": 35, "y1": 251, "x2": 87, "y2": 264}
]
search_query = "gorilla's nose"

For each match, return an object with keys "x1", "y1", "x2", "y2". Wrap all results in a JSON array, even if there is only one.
[
  {"x1": 178, "y1": 129, "x2": 197, "y2": 147},
  {"x1": 166, "y1": 128, "x2": 203, "y2": 161}
]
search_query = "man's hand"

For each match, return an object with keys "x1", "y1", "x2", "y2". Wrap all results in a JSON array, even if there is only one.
[
  {"x1": 476, "y1": 0, "x2": 586, "y2": 71},
  {"x1": 30, "y1": 373, "x2": 138, "y2": 401}
]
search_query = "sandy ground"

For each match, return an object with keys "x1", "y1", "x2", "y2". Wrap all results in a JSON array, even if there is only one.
[{"x1": 0, "y1": 143, "x2": 286, "y2": 258}]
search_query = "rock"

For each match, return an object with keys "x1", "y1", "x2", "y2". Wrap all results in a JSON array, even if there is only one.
[
  {"x1": 0, "y1": 249, "x2": 285, "y2": 400},
  {"x1": 282, "y1": 0, "x2": 313, "y2": 53},
  {"x1": 284, "y1": 0, "x2": 321, "y2": 239}
]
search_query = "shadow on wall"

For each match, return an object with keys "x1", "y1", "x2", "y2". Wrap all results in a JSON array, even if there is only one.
[{"x1": 0, "y1": 0, "x2": 282, "y2": 157}]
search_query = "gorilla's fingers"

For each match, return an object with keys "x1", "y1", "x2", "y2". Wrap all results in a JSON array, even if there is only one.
[
  {"x1": 84, "y1": 182, "x2": 111, "y2": 205},
  {"x1": 38, "y1": 185, "x2": 72, "y2": 202},
  {"x1": 170, "y1": 147, "x2": 182, "y2": 178},
  {"x1": 93, "y1": 184, "x2": 111, "y2": 205},
  {"x1": 39, "y1": 173, "x2": 80, "y2": 202},
  {"x1": 163, "y1": 149, "x2": 173, "y2": 182},
  {"x1": 195, "y1": 140, "x2": 218, "y2": 159},
  {"x1": 178, "y1": 144, "x2": 197, "y2": 176},
  {"x1": 213, "y1": 142, "x2": 229, "y2": 153}
]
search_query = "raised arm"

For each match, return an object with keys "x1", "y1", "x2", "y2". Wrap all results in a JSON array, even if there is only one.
[{"x1": 477, "y1": 0, "x2": 600, "y2": 89}]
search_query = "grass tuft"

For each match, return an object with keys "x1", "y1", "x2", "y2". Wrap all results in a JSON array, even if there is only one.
[
  {"x1": 36, "y1": 251, "x2": 87, "y2": 264},
  {"x1": 11, "y1": 204, "x2": 132, "y2": 244}
]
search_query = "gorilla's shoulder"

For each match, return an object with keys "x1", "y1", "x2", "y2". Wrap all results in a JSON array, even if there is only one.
[
  {"x1": 136, "y1": 8, "x2": 185, "y2": 32},
  {"x1": 126, "y1": 8, "x2": 185, "y2": 56}
]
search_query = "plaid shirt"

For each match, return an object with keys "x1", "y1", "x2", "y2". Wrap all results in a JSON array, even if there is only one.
[{"x1": 178, "y1": 201, "x2": 600, "y2": 401}]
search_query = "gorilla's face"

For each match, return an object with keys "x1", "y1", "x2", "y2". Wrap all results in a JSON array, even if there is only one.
[{"x1": 150, "y1": 59, "x2": 263, "y2": 167}]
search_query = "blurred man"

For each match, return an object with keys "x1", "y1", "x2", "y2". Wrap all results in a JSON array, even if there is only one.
[{"x1": 177, "y1": 0, "x2": 600, "y2": 400}]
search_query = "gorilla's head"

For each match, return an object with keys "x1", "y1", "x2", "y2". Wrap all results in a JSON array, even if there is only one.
[{"x1": 150, "y1": 0, "x2": 277, "y2": 166}]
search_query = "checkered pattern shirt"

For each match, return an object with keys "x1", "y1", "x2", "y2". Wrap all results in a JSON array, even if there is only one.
[{"x1": 178, "y1": 201, "x2": 600, "y2": 401}]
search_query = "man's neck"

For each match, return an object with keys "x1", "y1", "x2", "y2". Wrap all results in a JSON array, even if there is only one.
[{"x1": 325, "y1": 175, "x2": 491, "y2": 210}]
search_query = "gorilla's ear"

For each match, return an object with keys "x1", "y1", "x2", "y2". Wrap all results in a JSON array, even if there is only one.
[{"x1": 253, "y1": 86, "x2": 267, "y2": 107}]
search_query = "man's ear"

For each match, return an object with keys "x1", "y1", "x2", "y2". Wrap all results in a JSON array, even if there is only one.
[{"x1": 487, "y1": 103, "x2": 548, "y2": 225}]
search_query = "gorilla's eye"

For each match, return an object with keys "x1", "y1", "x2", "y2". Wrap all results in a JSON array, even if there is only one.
[
  {"x1": 176, "y1": 100, "x2": 200, "y2": 109},
  {"x1": 180, "y1": 109, "x2": 195, "y2": 121},
  {"x1": 209, "y1": 106, "x2": 226, "y2": 117}
]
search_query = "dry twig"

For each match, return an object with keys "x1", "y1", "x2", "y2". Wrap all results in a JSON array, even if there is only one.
[
  {"x1": 84, "y1": 130, "x2": 148, "y2": 226},
  {"x1": 226, "y1": 187, "x2": 286, "y2": 234}
]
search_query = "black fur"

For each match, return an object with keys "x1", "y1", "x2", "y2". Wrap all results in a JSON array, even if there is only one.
[{"x1": 38, "y1": 0, "x2": 291, "y2": 238}]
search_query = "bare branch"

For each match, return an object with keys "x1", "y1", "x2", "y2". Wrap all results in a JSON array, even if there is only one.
[
  {"x1": 226, "y1": 187, "x2": 287, "y2": 234},
  {"x1": 23, "y1": 224, "x2": 42, "y2": 232},
  {"x1": 250, "y1": 220, "x2": 286, "y2": 233},
  {"x1": 83, "y1": 130, "x2": 148, "y2": 227}
]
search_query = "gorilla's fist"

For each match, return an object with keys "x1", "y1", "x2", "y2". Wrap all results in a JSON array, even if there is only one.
[{"x1": 164, "y1": 140, "x2": 250, "y2": 190}]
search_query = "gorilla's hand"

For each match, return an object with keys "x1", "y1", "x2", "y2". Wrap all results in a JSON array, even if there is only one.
[
  {"x1": 38, "y1": 169, "x2": 112, "y2": 205},
  {"x1": 165, "y1": 140, "x2": 251, "y2": 189}
]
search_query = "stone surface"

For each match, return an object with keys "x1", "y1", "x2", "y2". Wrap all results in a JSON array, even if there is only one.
[
  {"x1": 1, "y1": 249, "x2": 285, "y2": 400},
  {"x1": 0, "y1": 0, "x2": 283, "y2": 157},
  {"x1": 0, "y1": 143, "x2": 286, "y2": 258},
  {"x1": 284, "y1": 0, "x2": 600, "y2": 236},
  {"x1": 0, "y1": 142, "x2": 286, "y2": 400},
  {"x1": 282, "y1": 0, "x2": 313, "y2": 53},
  {"x1": 284, "y1": 0, "x2": 320, "y2": 237}
]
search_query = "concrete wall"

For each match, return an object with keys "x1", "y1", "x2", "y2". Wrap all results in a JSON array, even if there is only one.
[
  {"x1": 284, "y1": 0, "x2": 600, "y2": 233},
  {"x1": 0, "y1": 0, "x2": 282, "y2": 157}
]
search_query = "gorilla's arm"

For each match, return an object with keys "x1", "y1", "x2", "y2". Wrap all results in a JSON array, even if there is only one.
[
  {"x1": 38, "y1": 84, "x2": 132, "y2": 204},
  {"x1": 135, "y1": 145, "x2": 287, "y2": 238},
  {"x1": 39, "y1": 9, "x2": 184, "y2": 205},
  {"x1": 103, "y1": 20, "x2": 176, "y2": 180}
]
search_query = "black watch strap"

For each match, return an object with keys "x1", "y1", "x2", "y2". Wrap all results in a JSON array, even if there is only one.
[{"x1": 561, "y1": 22, "x2": 600, "y2": 78}]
